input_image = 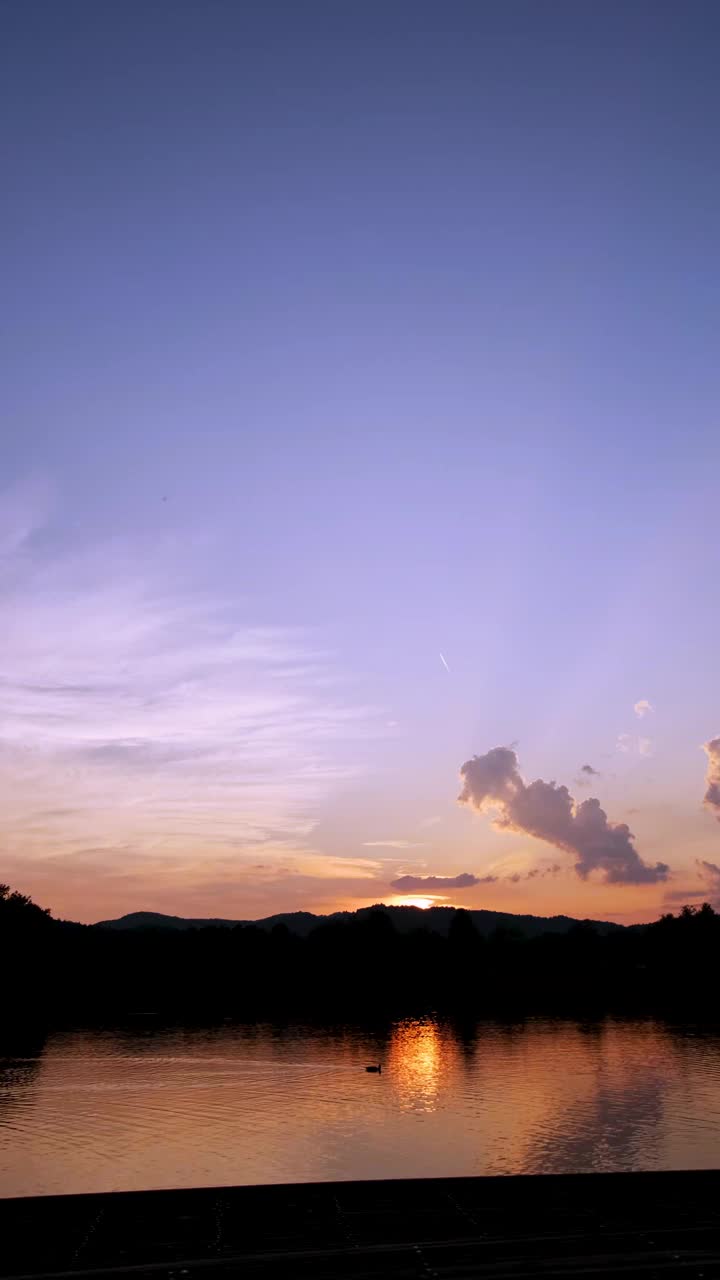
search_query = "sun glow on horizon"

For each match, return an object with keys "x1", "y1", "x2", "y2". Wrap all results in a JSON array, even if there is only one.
[{"x1": 388, "y1": 894, "x2": 440, "y2": 910}]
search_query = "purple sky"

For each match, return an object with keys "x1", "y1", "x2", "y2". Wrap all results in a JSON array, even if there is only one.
[{"x1": 2, "y1": 0, "x2": 719, "y2": 923}]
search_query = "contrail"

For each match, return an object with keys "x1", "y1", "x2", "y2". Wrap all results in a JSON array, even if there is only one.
[{"x1": 439, "y1": 652, "x2": 450, "y2": 672}]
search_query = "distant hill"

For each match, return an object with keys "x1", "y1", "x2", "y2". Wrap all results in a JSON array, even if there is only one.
[
  {"x1": 94, "y1": 904, "x2": 625, "y2": 938},
  {"x1": 94, "y1": 910, "x2": 247, "y2": 931}
]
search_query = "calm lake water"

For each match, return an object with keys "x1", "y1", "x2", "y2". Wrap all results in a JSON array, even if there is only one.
[{"x1": 2, "y1": 1017, "x2": 720, "y2": 1198}]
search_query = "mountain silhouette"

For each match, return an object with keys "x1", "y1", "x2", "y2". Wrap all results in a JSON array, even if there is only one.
[{"x1": 94, "y1": 903, "x2": 625, "y2": 938}]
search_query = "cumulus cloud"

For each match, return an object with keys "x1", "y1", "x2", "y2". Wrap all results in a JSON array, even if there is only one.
[
  {"x1": 458, "y1": 747, "x2": 669, "y2": 885},
  {"x1": 703, "y1": 738, "x2": 720, "y2": 819},
  {"x1": 390, "y1": 872, "x2": 494, "y2": 892},
  {"x1": 634, "y1": 700, "x2": 654, "y2": 719}
]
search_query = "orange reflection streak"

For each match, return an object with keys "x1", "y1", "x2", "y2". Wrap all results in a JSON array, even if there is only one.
[{"x1": 387, "y1": 1018, "x2": 453, "y2": 1113}]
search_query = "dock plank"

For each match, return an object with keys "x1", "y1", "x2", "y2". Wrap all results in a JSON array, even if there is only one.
[{"x1": 2, "y1": 1172, "x2": 720, "y2": 1279}]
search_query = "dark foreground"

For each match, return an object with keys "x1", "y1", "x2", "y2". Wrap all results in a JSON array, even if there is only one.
[{"x1": 2, "y1": 1172, "x2": 720, "y2": 1280}]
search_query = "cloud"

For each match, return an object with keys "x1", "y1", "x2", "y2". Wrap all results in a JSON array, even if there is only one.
[
  {"x1": 634, "y1": 700, "x2": 654, "y2": 719},
  {"x1": 0, "y1": 845, "x2": 395, "y2": 923},
  {"x1": 576, "y1": 763, "x2": 600, "y2": 788},
  {"x1": 617, "y1": 733, "x2": 654, "y2": 757},
  {"x1": 0, "y1": 483, "x2": 381, "y2": 915},
  {"x1": 389, "y1": 862, "x2": 562, "y2": 892},
  {"x1": 363, "y1": 840, "x2": 427, "y2": 849},
  {"x1": 664, "y1": 859, "x2": 720, "y2": 910},
  {"x1": 698, "y1": 860, "x2": 720, "y2": 906},
  {"x1": 505, "y1": 863, "x2": 562, "y2": 883},
  {"x1": 703, "y1": 738, "x2": 720, "y2": 820},
  {"x1": 390, "y1": 872, "x2": 494, "y2": 892},
  {"x1": 458, "y1": 747, "x2": 669, "y2": 885}
]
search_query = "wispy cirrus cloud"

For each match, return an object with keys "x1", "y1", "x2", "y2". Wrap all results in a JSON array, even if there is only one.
[
  {"x1": 363, "y1": 839, "x2": 427, "y2": 849},
  {"x1": 0, "y1": 844, "x2": 391, "y2": 923},
  {"x1": 458, "y1": 747, "x2": 669, "y2": 885},
  {"x1": 0, "y1": 485, "x2": 380, "y2": 916},
  {"x1": 698, "y1": 860, "x2": 720, "y2": 906},
  {"x1": 664, "y1": 859, "x2": 720, "y2": 910},
  {"x1": 617, "y1": 733, "x2": 654, "y2": 756}
]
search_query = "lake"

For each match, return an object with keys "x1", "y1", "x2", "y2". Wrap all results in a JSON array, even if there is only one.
[{"x1": 2, "y1": 1016, "x2": 720, "y2": 1198}]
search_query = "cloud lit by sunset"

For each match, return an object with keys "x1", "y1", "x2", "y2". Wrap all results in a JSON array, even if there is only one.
[
  {"x1": 3, "y1": 0, "x2": 719, "y2": 935},
  {"x1": 2, "y1": 478, "x2": 718, "y2": 928}
]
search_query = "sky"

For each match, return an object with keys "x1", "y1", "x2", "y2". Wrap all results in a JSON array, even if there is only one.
[{"x1": 2, "y1": 0, "x2": 719, "y2": 925}]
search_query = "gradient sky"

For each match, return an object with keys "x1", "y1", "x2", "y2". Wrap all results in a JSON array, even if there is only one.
[{"x1": 2, "y1": 0, "x2": 719, "y2": 925}]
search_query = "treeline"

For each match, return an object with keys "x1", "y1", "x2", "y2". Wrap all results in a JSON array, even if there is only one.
[{"x1": 2, "y1": 884, "x2": 720, "y2": 1025}]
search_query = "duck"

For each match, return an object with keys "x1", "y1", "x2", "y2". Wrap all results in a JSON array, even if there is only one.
[{"x1": 365, "y1": 1063, "x2": 382, "y2": 1073}]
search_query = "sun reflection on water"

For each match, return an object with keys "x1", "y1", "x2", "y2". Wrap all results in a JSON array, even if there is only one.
[
  {"x1": 3, "y1": 1019, "x2": 720, "y2": 1197},
  {"x1": 388, "y1": 1017, "x2": 448, "y2": 1112}
]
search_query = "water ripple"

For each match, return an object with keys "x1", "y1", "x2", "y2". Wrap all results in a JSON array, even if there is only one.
[{"x1": 2, "y1": 1018, "x2": 720, "y2": 1197}]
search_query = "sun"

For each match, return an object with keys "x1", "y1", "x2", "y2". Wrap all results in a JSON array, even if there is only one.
[{"x1": 389, "y1": 895, "x2": 437, "y2": 910}]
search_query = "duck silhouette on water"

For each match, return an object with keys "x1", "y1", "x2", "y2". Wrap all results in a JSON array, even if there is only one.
[{"x1": 365, "y1": 1063, "x2": 382, "y2": 1073}]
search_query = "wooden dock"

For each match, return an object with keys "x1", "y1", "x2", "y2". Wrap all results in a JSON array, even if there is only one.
[{"x1": 2, "y1": 1171, "x2": 720, "y2": 1279}]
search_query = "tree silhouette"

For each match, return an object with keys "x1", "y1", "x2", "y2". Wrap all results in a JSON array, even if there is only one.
[{"x1": 2, "y1": 884, "x2": 719, "y2": 1025}]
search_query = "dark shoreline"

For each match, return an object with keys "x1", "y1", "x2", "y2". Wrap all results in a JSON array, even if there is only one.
[
  {"x1": 5, "y1": 1006, "x2": 720, "y2": 1047},
  {"x1": 3, "y1": 1171, "x2": 720, "y2": 1279},
  {"x1": 7, "y1": 895, "x2": 720, "y2": 1030}
]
